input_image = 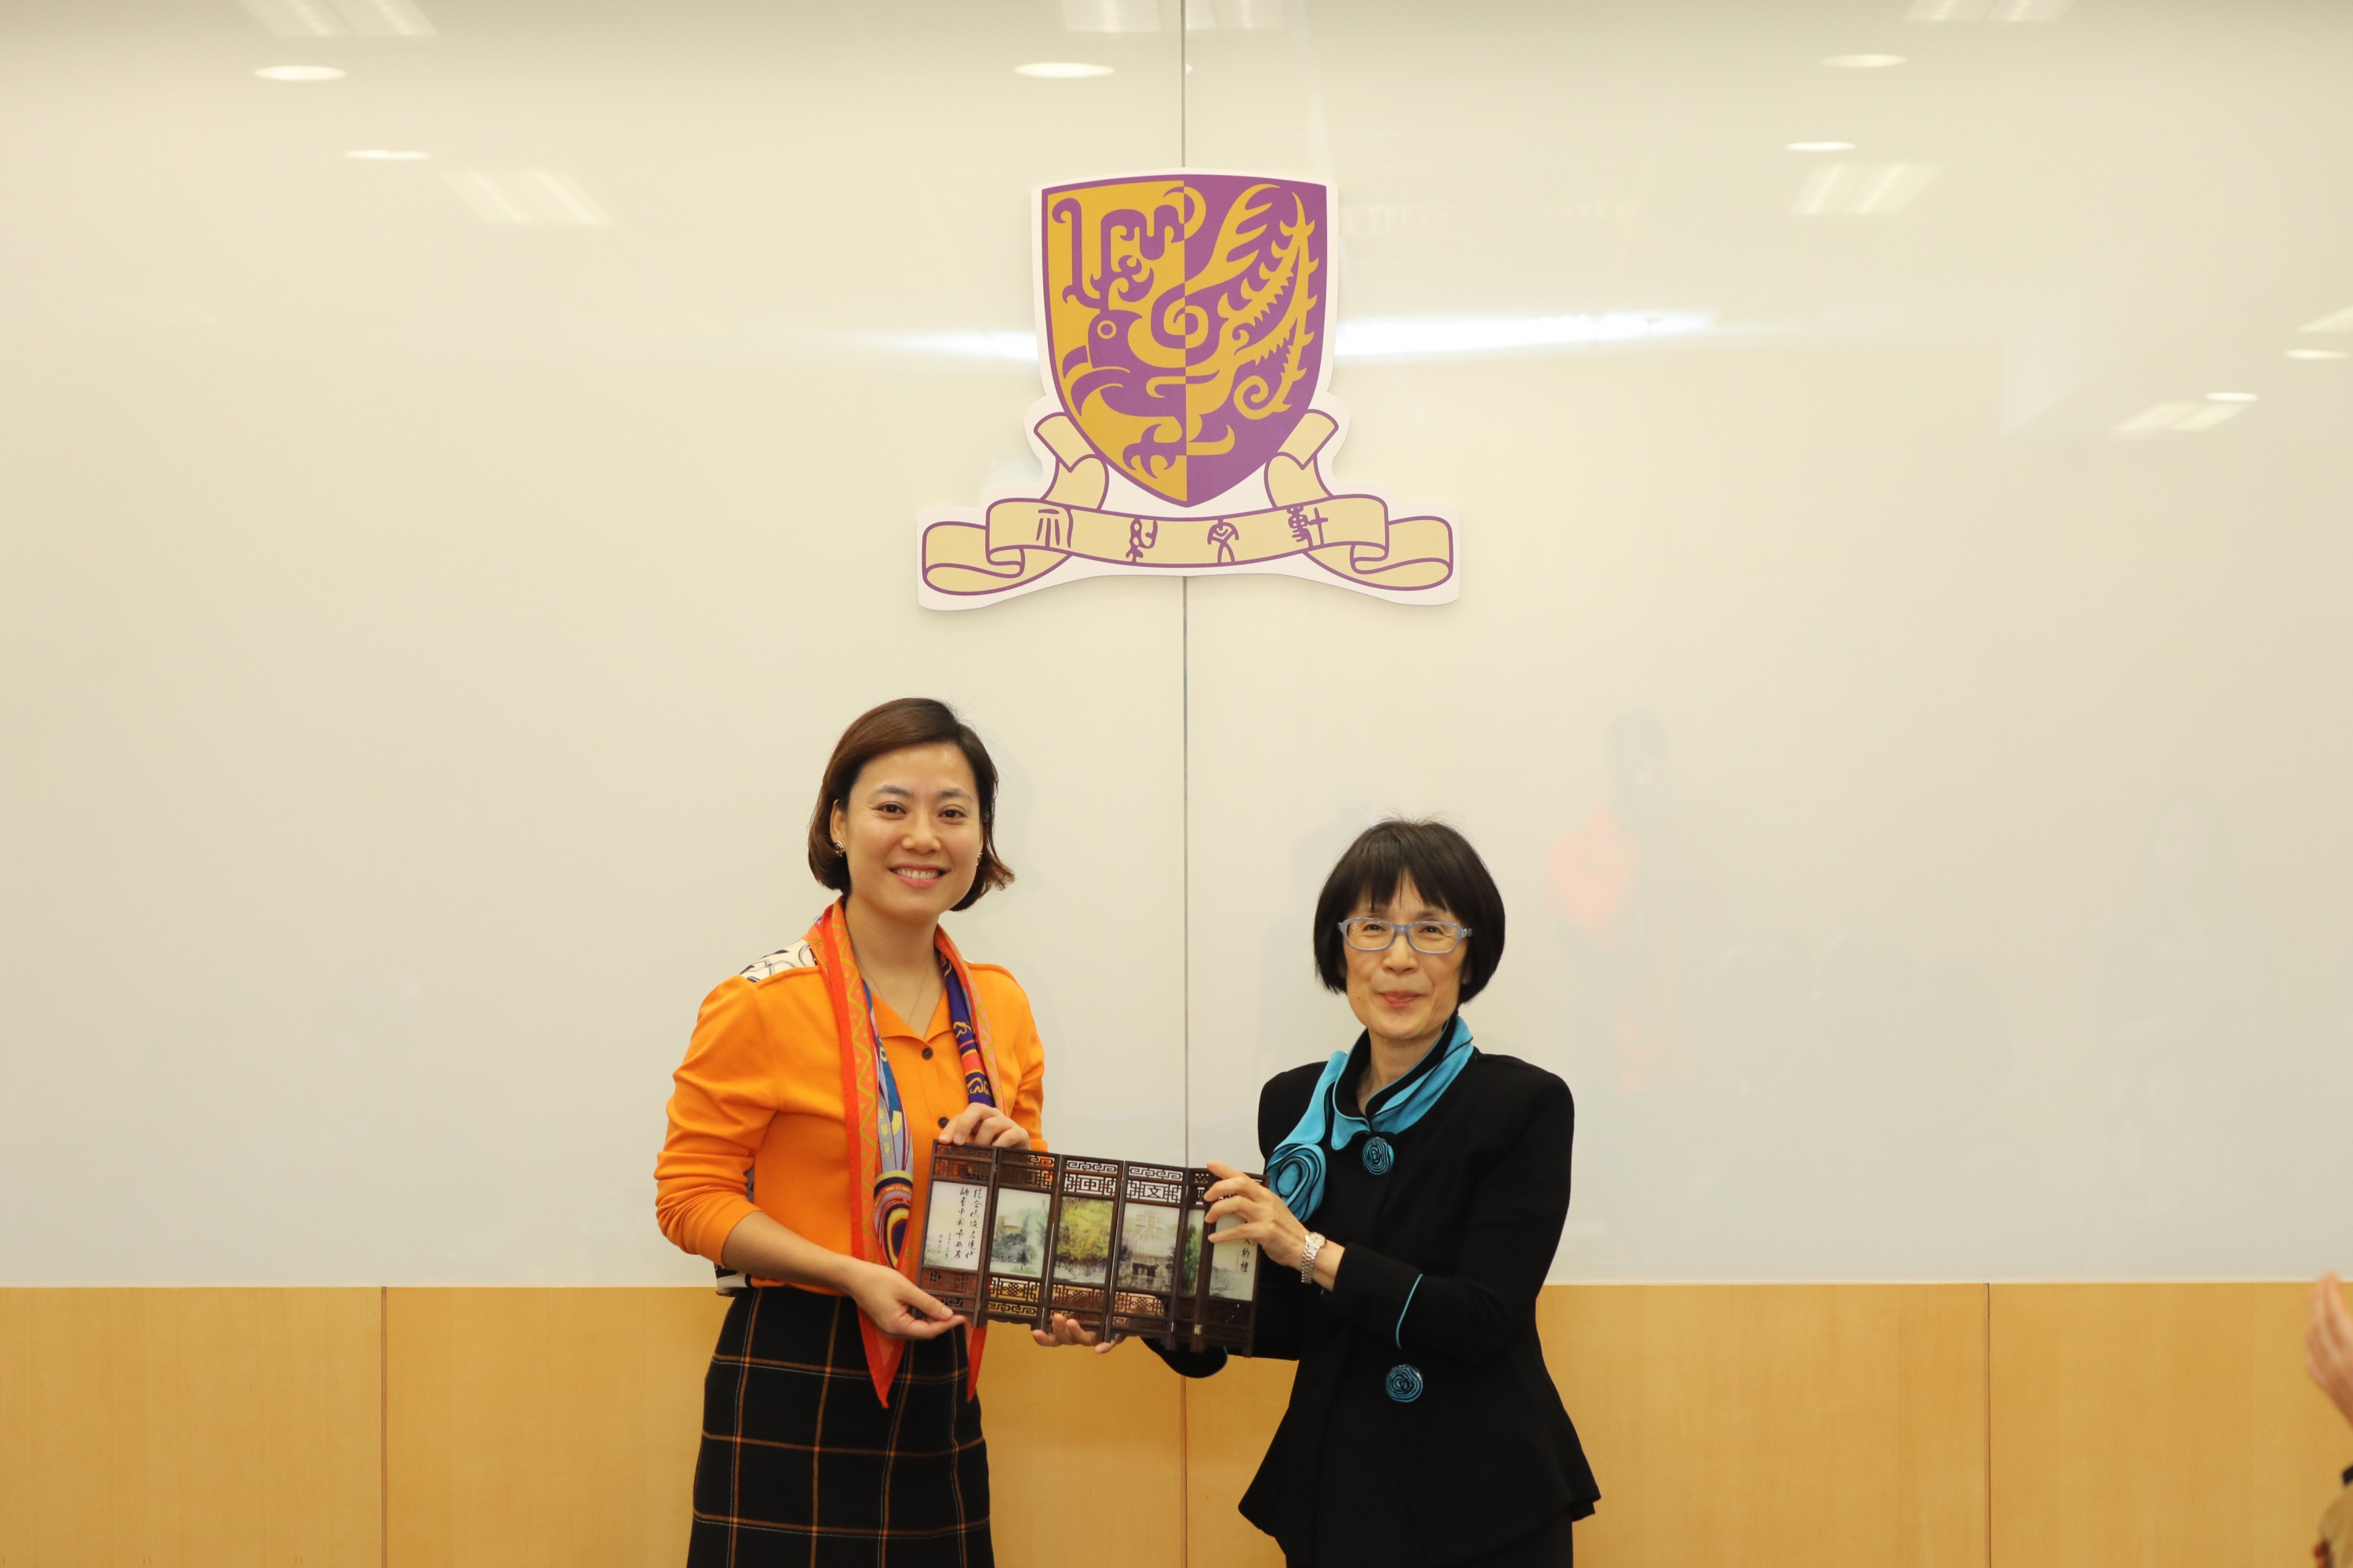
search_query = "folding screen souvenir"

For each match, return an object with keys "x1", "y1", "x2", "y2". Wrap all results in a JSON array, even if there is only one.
[{"x1": 918, "y1": 1142, "x2": 1259, "y2": 1352}]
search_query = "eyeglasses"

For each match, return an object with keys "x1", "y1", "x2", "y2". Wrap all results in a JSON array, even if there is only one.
[{"x1": 1337, "y1": 917, "x2": 1472, "y2": 955}]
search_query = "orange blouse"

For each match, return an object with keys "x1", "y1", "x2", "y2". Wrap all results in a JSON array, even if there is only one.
[{"x1": 654, "y1": 950, "x2": 1049, "y2": 1286}]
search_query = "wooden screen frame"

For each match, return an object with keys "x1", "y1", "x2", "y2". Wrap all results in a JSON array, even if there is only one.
[{"x1": 918, "y1": 1141, "x2": 1257, "y2": 1352}]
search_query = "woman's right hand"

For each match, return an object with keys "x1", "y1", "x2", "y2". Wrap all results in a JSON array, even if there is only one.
[
  {"x1": 842, "y1": 1259, "x2": 966, "y2": 1341},
  {"x1": 1031, "y1": 1312, "x2": 1121, "y2": 1354},
  {"x1": 717, "y1": 1212, "x2": 964, "y2": 1339}
]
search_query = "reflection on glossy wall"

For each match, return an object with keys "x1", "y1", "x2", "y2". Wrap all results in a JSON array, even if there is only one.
[{"x1": 3, "y1": 1, "x2": 2349, "y2": 1283}]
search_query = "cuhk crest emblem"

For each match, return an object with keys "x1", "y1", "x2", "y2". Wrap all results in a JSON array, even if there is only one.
[{"x1": 917, "y1": 173, "x2": 1457, "y2": 608}]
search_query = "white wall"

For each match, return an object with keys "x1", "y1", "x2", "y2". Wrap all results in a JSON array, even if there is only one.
[
  {"x1": 0, "y1": 0, "x2": 1188, "y2": 1283},
  {"x1": 1183, "y1": 1, "x2": 2353, "y2": 1279},
  {"x1": 3, "y1": 0, "x2": 2351, "y2": 1283}
]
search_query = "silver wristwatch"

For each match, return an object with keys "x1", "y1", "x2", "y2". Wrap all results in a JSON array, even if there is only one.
[{"x1": 1297, "y1": 1231, "x2": 1326, "y2": 1283}]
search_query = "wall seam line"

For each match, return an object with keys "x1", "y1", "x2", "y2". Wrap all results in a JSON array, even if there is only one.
[
  {"x1": 1178, "y1": 17, "x2": 1192, "y2": 1566},
  {"x1": 1983, "y1": 1280, "x2": 1992, "y2": 1568},
  {"x1": 380, "y1": 1284, "x2": 390, "y2": 1568}
]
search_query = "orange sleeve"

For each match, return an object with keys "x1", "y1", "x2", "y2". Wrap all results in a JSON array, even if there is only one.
[
  {"x1": 975, "y1": 966, "x2": 1049, "y2": 1153},
  {"x1": 1011, "y1": 1021, "x2": 1047, "y2": 1155},
  {"x1": 654, "y1": 977, "x2": 775, "y2": 1264}
]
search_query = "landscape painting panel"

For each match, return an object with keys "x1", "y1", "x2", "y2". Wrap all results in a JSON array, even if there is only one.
[
  {"x1": 991, "y1": 1188, "x2": 1051, "y2": 1280},
  {"x1": 1053, "y1": 1196, "x2": 1114, "y2": 1287},
  {"x1": 1115, "y1": 1204, "x2": 1180, "y2": 1293}
]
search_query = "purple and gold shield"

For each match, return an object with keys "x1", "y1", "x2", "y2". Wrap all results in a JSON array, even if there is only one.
[{"x1": 1040, "y1": 174, "x2": 1327, "y2": 508}]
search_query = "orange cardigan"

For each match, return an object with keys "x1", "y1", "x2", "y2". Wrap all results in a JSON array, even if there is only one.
[{"x1": 654, "y1": 950, "x2": 1048, "y2": 1283}]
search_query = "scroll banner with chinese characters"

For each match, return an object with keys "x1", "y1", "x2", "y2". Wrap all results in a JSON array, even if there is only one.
[{"x1": 920, "y1": 411, "x2": 1453, "y2": 599}]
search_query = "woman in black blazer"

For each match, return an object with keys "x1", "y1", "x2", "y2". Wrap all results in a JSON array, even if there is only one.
[{"x1": 1164, "y1": 818, "x2": 1598, "y2": 1566}]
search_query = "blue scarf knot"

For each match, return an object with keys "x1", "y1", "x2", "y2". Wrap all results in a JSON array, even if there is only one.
[{"x1": 1265, "y1": 1016, "x2": 1477, "y2": 1223}]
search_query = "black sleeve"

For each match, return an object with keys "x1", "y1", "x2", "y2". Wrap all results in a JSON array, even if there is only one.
[
  {"x1": 1145, "y1": 1339, "x2": 1228, "y2": 1378},
  {"x1": 1230, "y1": 1066, "x2": 1322, "y2": 1362},
  {"x1": 1238, "y1": 1247, "x2": 1310, "y2": 1361},
  {"x1": 1323, "y1": 1071, "x2": 1573, "y2": 1365}
]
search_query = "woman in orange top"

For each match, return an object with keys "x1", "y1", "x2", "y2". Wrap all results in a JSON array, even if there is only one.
[{"x1": 656, "y1": 697, "x2": 1062, "y2": 1568}]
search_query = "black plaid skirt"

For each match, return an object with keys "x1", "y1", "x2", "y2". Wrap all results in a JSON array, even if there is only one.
[{"x1": 689, "y1": 1286, "x2": 991, "y2": 1568}]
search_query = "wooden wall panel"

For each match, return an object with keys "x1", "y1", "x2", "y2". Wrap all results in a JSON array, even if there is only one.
[
  {"x1": 1183, "y1": 1351, "x2": 1293, "y2": 1568},
  {"x1": 1991, "y1": 1283, "x2": 2350, "y2": 1568},
  {"x1": 1544, "y1": 1284, "x2": 1988, "y2": 1568},
  {"x1": 24, "y1": 1282, "x2": 2348, "y2": 1568},
  {"x1": 383, "y1": 1290, "x2": 1182, "y2": 1568},
  {"x1": 977, "y1": 1329, "x2": 1187, "y2": 1568},
  {"x1": 1179, "y1": 1285, "x2": 1985, "y2": 1568},
  {"x1": 0, "y1": 1287, "x2": 380, "y2": 1568},
  {"x1": 385, "y1": 1287, "x2": 727, "y2": 1568}
]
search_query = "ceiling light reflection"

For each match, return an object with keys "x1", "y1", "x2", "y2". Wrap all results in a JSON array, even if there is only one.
[
  {"x1": 1907, "y1": 0, "x2": 2071, "y2": 18},
  {"x1": 1014, "y1": 61, "x2": 1115, "y2": 78},
  {"x1": 2171, "y1": 404, "x2": 2245, "y2": 431},
  {"x1": 1340, "y1": 200, "x2": 1635, "y2": 238},
  {"x1": 1186, "y1": 0, "x2": 1286, "y2": 29},
  {"x1": 1337, "y1": 311, "x2": 1714, "y2": 360},
  {"x1": 2299, "y1": 305, "x2": 2353, "y2": 333},
  {"x1": 2286, "y1": 349, "x2": 2346, "y2": 360},
  {"x1": 443, "y1": 169, "x2": 612, "y2": 227},
  {"x1": 1787, "y1": 141, "x2": 1855, "y2": 152},
  {"x1": 1062, "y1": 0, "x2": 1157, "y2": 29},
  {"x1": 244, "y1": 0, "x2": 347, "y2": 33},
  {"x1": 243, "y1": 0, "x2": 436, "y2": 36},
  {"x1": 2114, "y1": 403, "x2": 2195, "y2": 438},
  {"x1": 1793, "y1": 164, "x2": 1939, "y2": 216},
  {"x1": 254, "y1": 64, "x2": 344, "y2": 81},
  {"x1": 334, "y1": 0, "x2": 436, "y2": 35},
  {"x1": 891, "y1": 331, "x2": 1039, "y2": 363},
  {"x1": 887, "y1": 311, "x2": 1716, "y2": 367},
  {"x1": 2114, "y1": 402, "x2": 2246, "y2": 438},
  {"x1": 1821, "y1": 54, "x2": 1906, "y2": 68}
]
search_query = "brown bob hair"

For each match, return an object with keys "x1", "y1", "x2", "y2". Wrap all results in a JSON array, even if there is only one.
[{"x1": 806, "y1": 698, "x2": 1014, "y2": 912}]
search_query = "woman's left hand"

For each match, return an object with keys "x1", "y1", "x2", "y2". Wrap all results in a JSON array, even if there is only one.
[
  {"x1": 940, "y1": 1102, "x2": 1030, "y2": 1148},
  {"x1": 1203, "y1": 1159, "x2": 1313, "y2": 1273}
]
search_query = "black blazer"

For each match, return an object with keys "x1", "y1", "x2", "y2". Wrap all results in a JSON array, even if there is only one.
[{"x1": 1160, "y1": 1044, "x2": 1598, "y2": 1565}]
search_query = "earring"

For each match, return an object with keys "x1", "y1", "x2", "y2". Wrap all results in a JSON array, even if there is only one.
[{"x1": 832, "y1": 839, "x2": 844, "y2": 853}]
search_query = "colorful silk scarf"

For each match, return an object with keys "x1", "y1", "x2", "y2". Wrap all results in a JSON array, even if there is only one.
[
  {"x1": 853, "y1": 944, "x2": 998, "y2": 1268},
  {"x1": 1263, "y1": 1013, "x2": 1477, "y2": 1222},
  {"x1": 809, "y1": 901, "x2": 1006, "y2": 1404}
]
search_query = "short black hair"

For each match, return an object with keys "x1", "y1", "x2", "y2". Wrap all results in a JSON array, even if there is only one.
[{"x1": 1311, "y1": 818, "x2": 1507, "y2": 1004}]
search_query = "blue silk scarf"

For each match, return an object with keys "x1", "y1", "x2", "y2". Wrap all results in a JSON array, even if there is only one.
[{"x1": 1264, "y1": 1014, "x2": 1478, "y2": 1222}]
